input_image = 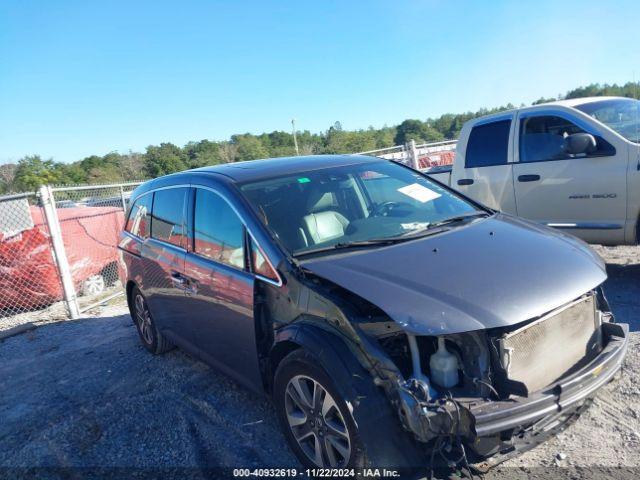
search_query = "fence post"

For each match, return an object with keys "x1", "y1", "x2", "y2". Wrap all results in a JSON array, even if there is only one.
[
  {"x1": 119, "y1": 185, "x2": 127, "y2": 211},
  {"x1": 39, "y1": 185, "x2": 80, "y2": 319},
  {"x1": 406, "y1": 139, "x2": 420, "y2": 170}
]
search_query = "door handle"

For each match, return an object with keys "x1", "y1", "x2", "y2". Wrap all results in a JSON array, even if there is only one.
[
  {"x1": 518, "y1": 174, "x2": 541, "y2": 182},
  {"x1": 170, "y1": 272, "x2": 186, "y2": 287},
  {"x1": 457, "y1": 179, "x2": 474, "y2": 186},
  {"x1": 171, "y1": 271, "x2": 198, "y2": 295}
]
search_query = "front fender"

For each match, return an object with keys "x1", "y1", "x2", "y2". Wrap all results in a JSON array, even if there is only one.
[{"x1": 271, "y1": 322, "x2": 426, "y2": 468}]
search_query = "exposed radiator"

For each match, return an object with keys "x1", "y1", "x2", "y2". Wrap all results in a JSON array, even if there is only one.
[{"x1": 499, "y1": 294, "x2": 601, "y2": 394}]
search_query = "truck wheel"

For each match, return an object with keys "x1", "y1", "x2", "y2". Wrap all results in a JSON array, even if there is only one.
[
  {"x1": 273, "y1": 349, "x2": 367, "y2": 469},
  {"x1": 129, "y1": 286, "x2": 173, "y2": 354}
]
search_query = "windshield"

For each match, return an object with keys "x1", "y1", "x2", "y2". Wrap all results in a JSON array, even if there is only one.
[
  {"x1": 575, "y1": 98, "x2": 640, "y2": 143},
  {"x1": 239, "y1": 160, "x2": 481, "y2": 256}
]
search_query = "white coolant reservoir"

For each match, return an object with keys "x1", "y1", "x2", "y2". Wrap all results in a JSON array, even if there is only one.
[{"x1": 429, "y1": 337, "x2": 459, "y2": 389}]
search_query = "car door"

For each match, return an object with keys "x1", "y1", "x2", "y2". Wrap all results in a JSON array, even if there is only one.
[
  {"x1": 512, "y1": 109, "x2": 628, "y2": 244},
  {"x1": 182, "y1": 186, "x2": 263, "y2": 392},
  {"x1": 140, "y1": 186, "x2": 190, "y2": 337},
  {"x1": 451, "y1": 115, "x2": 517, "y2": 213}
]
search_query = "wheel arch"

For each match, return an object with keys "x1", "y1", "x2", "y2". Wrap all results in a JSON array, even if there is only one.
[
  {"x1": 269, "y1": 321, "x2": 426, "y2": 467},
  {"x1": 125, "y1": 280, "x2": 138, "y2": 310},
  {"x1": 269, "y1": 322, "x2": 361, "y2": 398}
]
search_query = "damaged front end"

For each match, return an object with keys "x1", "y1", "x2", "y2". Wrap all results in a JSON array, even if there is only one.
[
  {"x1": 361, "y1": 288, "x2": 628, "y2": 468},
  {"x1": 273, "y1": 260, "x2": 627, "y2": 470}
]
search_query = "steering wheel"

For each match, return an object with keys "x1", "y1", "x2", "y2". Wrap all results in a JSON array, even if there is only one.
[{"x1": 370, "y1": 201, "x2": 414, "y2": 217}]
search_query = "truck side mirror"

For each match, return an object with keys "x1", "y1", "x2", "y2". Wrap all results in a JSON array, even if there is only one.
[{"x1": 563, "y1": 133, "x2": 597, "y2": 155}]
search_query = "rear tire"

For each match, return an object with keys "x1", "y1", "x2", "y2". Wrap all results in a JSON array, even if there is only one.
[
  {"x1": 129, "y1": 286, "x2": 173, "y2": 354},
  {"x1": 273, "y1": 349, "x2": 367, "y2": 469}
]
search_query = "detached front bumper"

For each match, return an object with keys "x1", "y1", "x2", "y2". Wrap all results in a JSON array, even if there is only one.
[
  {"x1": 466, "y1": 321, "x2": 628, "y2": 466},
  {"x1": 472, "y1": 322, "x2": 628, "y2": 436}
]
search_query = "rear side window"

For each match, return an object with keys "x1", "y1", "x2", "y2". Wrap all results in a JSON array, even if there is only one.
[
  {"x1": 125, "y1": 194, "x2": 152, "y2": 239},
  {"x1": 465, "y1": 120, "x2": 511, "y2": 168},
  {"x1": 150, "y1": 188, "x2": 188, "y2": 247},
  {"x1": 193, "y1": 189, "x2": 245, "y2": 269},
  {"x1": 519, "y1": 115, "x2": 616, "y2": 162}
]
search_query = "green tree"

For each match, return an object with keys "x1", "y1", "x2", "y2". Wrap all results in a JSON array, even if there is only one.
[
  {"x1": 184, "y1": 140, "x2": 223, "y2": 168},
  {"x1": 0, "y1": 163, "x2": 18, "y2": 193},
  {"x1": 14, "y1": 155, "x2": 64, "y2": 191},
  {"x1": 565, "y1": 81, "x2": 640, "y2": 100},
  {"x1": 394, "y1": 119, "x2": 444, "y2": 145},
  {"x1": 143, "y1": 143, "x2": 188, "y2": 177},
  {"x1": 56, "y1": 162, "x2": 88, "y2": 184},
  {"x1": 233, "y1": 134, "x2": 270, "y2": 161},
  {"x1": 118, "y1": 153, "x2": 145, "y2": 180}
]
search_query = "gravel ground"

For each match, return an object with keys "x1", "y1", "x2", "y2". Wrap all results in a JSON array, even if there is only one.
[{"x1": 0, "y1": 246, "x2": 638, "y2": 479}]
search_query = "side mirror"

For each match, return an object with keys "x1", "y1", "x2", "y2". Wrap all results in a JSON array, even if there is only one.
[{"x1": 563, "y1": 133, "x2": 596, "y2": 155}]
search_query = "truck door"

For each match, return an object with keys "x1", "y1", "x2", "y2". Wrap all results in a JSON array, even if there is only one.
[
  {"x1": 512, "y1": 110, "x2": 628, "y2": 245},
  {"x1": 451, "y1": 115, "x2": 517, "y2": 213}
]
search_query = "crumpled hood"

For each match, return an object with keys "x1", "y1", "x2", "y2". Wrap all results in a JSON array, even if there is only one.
[{"x1": 300, "y1": 214, "x2": 606, "y2": 335}]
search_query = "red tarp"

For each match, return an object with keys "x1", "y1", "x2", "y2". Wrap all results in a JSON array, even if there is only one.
[
  {"x1": 0, "y1": 206, "x2": 124, "y2": 310},
  {"x1": 417, "y1": 150, "x2": 455, "y2": 170}
]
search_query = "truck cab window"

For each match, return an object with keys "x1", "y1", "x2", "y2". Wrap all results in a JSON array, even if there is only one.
[
  {"x1": 193, "y1": 189, "x2": 245, "y2": 269},
  {"x1": 465, "y1": 120, "x2": 511, "y2": 168},
  {"x1": 150, "y1": 188, "x2": 188, "y2": 247},
  {"x1": 519, "y1": 115, "x2": 615, "y2": 162}
]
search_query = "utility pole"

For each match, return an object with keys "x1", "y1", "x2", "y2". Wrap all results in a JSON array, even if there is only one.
[{"x1": 291, "y1": 118, "x2": 300, "y2": 156}]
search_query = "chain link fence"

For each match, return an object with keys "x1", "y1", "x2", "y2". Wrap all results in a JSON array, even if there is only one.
[
  {"x1": 0, "y1": 181, "x2": 143, "y2": 328},
  {"x1": 0, "y1": 192, "x2": 65, "y2": 323},
  {"x1": 49, "y1": 182, "x2": 143, "y2": 315}
]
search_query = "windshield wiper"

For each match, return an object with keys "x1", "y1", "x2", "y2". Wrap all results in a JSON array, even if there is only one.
[
  {"x1": 428, "y1": 211, "x2": 491, "y2": 228},
  {"x1": 295, "y1": 238, "x2": 406, "y2": 257},
  {"x1": 393, "y1": 211, "x2": 492, "y2": 240}
]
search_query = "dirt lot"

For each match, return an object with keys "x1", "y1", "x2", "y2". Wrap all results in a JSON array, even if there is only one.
[{"x1": 0, "y1": 246, "x2": 638, "y2": 479}]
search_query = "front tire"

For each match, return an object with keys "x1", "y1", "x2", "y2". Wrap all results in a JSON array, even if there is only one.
[
  {"x1": 273, "y1": 349, "x2": 366, "y2": 469},
  {"x1": 129, "y1": 286, "x2": 173, "y2": 354}
]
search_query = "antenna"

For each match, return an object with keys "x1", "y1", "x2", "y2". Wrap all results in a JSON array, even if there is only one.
[{"x1": 291, "y1": 119, "x2": 300, "y2": 156}]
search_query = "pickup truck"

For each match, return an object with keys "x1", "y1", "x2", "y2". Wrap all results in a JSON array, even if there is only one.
[{"x1": 427, "y1": 96, "x2": 640, "y2": 245}]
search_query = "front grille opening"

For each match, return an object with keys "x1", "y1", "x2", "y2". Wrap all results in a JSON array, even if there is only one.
[{"x1": 493, "y1": 294, "x2": 602, "y2": 396}]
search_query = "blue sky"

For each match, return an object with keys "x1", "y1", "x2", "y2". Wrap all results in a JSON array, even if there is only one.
[{"x1": 1, "y1": 0, "x2": 638, "y2": 164}]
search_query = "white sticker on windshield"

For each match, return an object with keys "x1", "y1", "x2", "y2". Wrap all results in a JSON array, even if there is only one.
[
  {"x1": 397, "y1": 183, "x2": 441, "y2": 203},
  {"x1": 401, "y1": 222, "x2": 430, "y2": 230}
]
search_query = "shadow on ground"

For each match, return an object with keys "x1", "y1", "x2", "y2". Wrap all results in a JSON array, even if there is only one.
[{"x1": 603, "y1": 263, "x2": 640, "y2": 332}]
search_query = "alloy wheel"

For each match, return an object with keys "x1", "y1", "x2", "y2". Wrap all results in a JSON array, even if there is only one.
[
  {"x1": 284, "y1": 374, "x2": 351, "y2": 468},
  {"x1": 134, "y1": 293, "x2": 154, "y2": 345}
]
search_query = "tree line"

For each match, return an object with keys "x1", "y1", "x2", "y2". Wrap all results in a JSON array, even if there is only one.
[{"x1": 2, "y1": 81, "x2": 639, "y2": 193}]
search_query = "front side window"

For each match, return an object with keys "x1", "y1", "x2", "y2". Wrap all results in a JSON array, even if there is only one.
[
  {"x1": 125, "y1": 194, "x2": 152, "y2": 239},
  {"x1": 575, "y1": 98, "x2": 640, "y2": 143},
  {"x1": 519, "y1": 115, "x2": 615, "y2": 163},
  {"x1": 150, "y1": 188, "x2": 187, "y2": 247},
  {"x1": 193, "y1": 189, "x2": 244, "y2": 269},
  {"x1": 240, "y1": 161, "x2": 480, "y2": 257},
  {"x1": 465, "y1": 120, "x2": 511, "y2": 168}
]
